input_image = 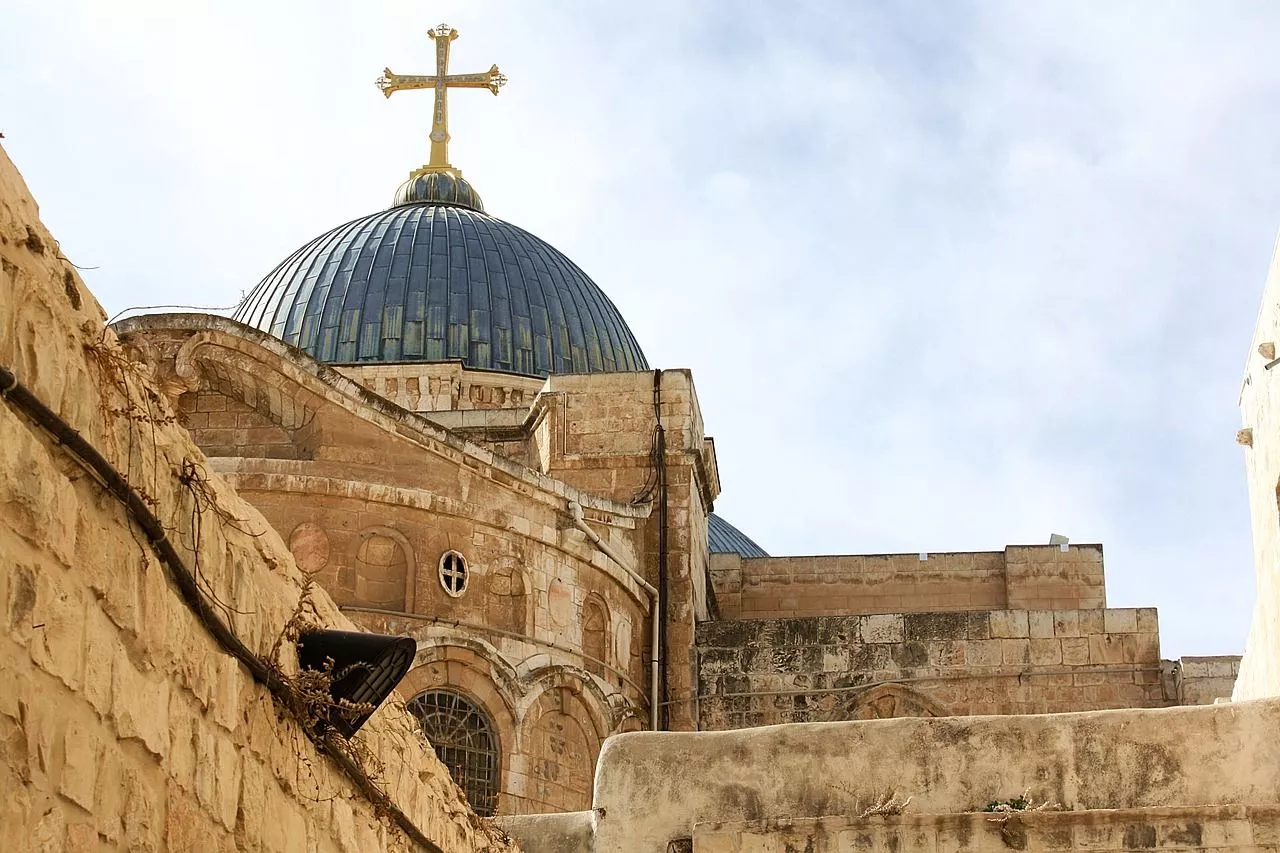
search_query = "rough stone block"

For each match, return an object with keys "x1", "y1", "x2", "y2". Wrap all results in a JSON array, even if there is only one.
[
  {"x1": 1104, "y1": 609, "x2": 1138, "y2": 634},
  {"x1": 111, "y1": 644, "x2": 170, "y2": 758},
  {"x1": 1028, "y1": 610, "x2": 1055, "y2": 639},
  {"x1": 1030, "y1": 638, "x2": 1063, "y2": 666},
  {"x1": 860, "y1": 614, "x2": 904, "y2": 644},
  {"x1": 990, "y1": 610, "x2": 1029, "y2": 639},
  {"x1": 1078, "y1": 610, "x2": 1104, "y2": 636},
  {"x1": 82, "y1": 601, "x2": 117, "y2": 717},
  {"x1": 965, "y1": 640, "x2": 1004, "y2": 667},
  {"x1": 1061, "y1": 638, "x2": 1090, "y2": 666},
  {"x1": 27, "y1": 564, "x2": 86, "y2": 692},
  {"x1": 1002, "y1": 639, "x2": 1031, "y2": 666},
  {"x1": 59, "y1": 718, "x2": 101, "y2": 811},
  {"x1": 1089, "y1": 634, "x2": 1125, "y2": 665},
  {"x1": 1052, "y1": 610, "x2": 1080, "y2": 638},
  {"x1": 122, "y1": 755, "x2": 164, "y2": 852},
  {"x1": 905, "y1": 612, "x2": 971, "y2": 641}
]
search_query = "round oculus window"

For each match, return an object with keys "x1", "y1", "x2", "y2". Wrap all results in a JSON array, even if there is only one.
[{"x1": 438, "y1": 550, "x2": 469, "y2": 597}]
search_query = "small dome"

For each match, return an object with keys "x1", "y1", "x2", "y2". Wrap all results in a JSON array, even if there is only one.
[
  {"x1": 708, "y1": 514, "x2": 768, "y2": 558},
  {"x1": 394, "y1": 171, "x2": 485, "y2": 211},
  {"x1": 234, "y1": 203, "x2": 647, "y2": 377}
]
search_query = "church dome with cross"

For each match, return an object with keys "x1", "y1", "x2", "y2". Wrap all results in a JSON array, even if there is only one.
[{"x1": 233, "y1": 24, "x2": 647, "y2": 378}]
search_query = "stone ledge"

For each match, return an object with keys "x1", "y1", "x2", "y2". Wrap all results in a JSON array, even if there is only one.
[{"x1": 692, "y1": 804, "x2": 1280, "y2": 853}]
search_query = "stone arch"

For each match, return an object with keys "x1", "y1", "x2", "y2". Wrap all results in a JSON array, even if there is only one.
[
  {"x1": 581, "y1": 594, "x2": 610, "y2": 679},
  {"x1": 486, "y1": 561, "x2": 530, "y2": 635},
  {"x1": 398, "y1": 641, "x2": 520, "y2": 813},
  {"x1": 828, "y1": 683, "x2": 951, "y2": 722},
  {"x1": 608, "y1": 696, "x2": 647, "y2": 734},
  {"x1": 518, "y1": 675, "x2": 608, "y2": 813},
  {"x1": 173, "y1": 331, "x2": 320, "y2": 432},
  {"x1": 521, "y1": 665, "x2": 612, "y2": 744},
  {"x1": 344, "y1": 525, "x2": 415, "y2": 611}
]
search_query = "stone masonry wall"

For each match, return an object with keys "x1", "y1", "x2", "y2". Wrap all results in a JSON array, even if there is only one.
[
  {"x1": 691, "y1": 805, "x2": 1280, "y2": 853},
  {"x1": 1179, "y1": 655, "x2": 1243, "y2": 705},
  {"x1": 0, "y1": 145, "x2": 515, "y2": 853},
  {"x1": 696, "y1": 607, "x2": 1166, "y2": 728},
  {"x1": 711, "y1": 545, "x2": 1104, "y2": 621},
  {"x1": 536, "y1": 371, "x2": 720, "y2": 731}
]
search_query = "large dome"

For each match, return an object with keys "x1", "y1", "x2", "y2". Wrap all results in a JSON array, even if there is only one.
[{"x1": 234, "y1": 202, "x2": 647, "y2": 378}]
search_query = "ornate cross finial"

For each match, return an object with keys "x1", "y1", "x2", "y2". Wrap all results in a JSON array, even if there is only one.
[{"x1": 375, "y1": 23, "x2": 507, "y2": 177}]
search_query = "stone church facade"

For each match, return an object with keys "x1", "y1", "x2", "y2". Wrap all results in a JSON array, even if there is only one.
[{"x1": 108, "y1": 19, "x2": 1235, "y2": 813}]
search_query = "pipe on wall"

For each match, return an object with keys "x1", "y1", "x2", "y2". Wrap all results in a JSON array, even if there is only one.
[{"x1": 568, "y1": 499, "x2": 661, "y2": 731}]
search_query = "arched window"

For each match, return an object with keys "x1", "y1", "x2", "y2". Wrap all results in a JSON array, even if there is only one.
[
  {"x1": 406, "y1": 690, "x2": 499, "y2": 815},
  {"x1": 582, "y1": 598, "x2": 609, "y2": 679}
]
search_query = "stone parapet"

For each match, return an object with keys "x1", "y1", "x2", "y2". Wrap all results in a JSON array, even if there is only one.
[
  {"x1": 590, "y1": 699, "x2": 1280, "y2": 852},
  {"x1": 711, "y1": 545, "x2": 1104, "y2": 621}
]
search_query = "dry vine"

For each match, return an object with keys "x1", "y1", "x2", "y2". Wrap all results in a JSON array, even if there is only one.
[{"x1": 830, "y1": 784, "x2": 913, "y2": 819}]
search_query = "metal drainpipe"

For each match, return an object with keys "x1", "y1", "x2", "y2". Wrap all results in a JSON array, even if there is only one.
[
  {"x1": 567, "y1": 500, "x2": 661, "y2": 730},
  {"x1": 653, "y1": 369, "x2": 669, "y2": 730}
]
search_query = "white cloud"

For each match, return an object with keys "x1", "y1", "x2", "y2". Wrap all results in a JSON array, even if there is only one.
[{"x1": 2, "y1": 0, "x2": 1274, "y2": 655}]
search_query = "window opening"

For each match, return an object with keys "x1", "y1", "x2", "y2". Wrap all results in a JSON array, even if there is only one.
[
  {"x1": 439, "y1": 550, "x2": 468, "y2": 597},
  {"x1": 406, "y1": 691, "x2": 499, "y2": 816}
]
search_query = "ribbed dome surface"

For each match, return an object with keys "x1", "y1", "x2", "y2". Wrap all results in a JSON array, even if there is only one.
[
  {"x1": 708, "y1": 514, "x2": 769, "y2": 558},
  {"x1": 234, "y1": 204, "x2": 647, "y2": 377}
]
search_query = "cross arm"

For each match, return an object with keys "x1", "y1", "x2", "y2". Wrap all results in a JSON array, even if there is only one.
[
  {"x1": 375, "y1": 65, "x2": 507, "y2": 98},
  {"x1": 441, "y1": 66, "x2": 508, "y2": 95}
]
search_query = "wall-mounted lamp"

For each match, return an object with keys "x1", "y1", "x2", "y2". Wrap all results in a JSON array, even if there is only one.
[{"x1": 297, "y1": 630, "x2": 417, "y2": 737}]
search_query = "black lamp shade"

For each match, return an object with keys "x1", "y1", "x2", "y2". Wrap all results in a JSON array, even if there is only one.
[{"x1": 297, "y1": 630, "x2": 417, "y2": 737}]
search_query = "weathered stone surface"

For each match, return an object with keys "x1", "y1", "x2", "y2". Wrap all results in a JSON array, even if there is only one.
[
  {"x1": 685, "y1": 805, "x2": 1280, "y2": 853},
  {"x1": 593, "y1": 701, "x2": 1280, "y2": 852},
  {"x1": 0, "y1": 144, "x2": 516, "y2": 853}
]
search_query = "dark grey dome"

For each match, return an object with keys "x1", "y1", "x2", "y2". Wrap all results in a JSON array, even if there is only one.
[
  {"x1": 234, "y1": 203, "x2": 647, "y2": 377},
  {"x1": 708, "y1": 514, "x2": 768, "y2": 558}
]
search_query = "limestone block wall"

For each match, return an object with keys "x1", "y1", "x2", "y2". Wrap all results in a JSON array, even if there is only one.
[
  {"x1": 691, "y1": 805, "x2": 1280, "y2": 853},
  {"x1": 1236, "y1": 235, "x2": 1280, "y2": 700},
  {"x1": 1179, "y1": 655, "x2": 1243, "y2": 705},
  {"x1": 535, "y1": 370, "x2": 721, "y2": 731},
  {"x1": 179, "y1": 390, "x2": 305, "y2": 459},
  {"x1": 0, "y1": 145, "x2": 514, "y2": 853},
  {"x1": 114, "y1": 317, "x2": 659, "y2": 815},
  {"x1": 710, "y1": 545, "x2": 1105, "y2": 621},
  {"x1": 695, "y1": 607, "x2": 1166, "y2": 728}
]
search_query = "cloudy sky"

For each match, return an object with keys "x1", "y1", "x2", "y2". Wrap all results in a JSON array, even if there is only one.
[{"x1": 4, "y1": 1, "x2": 1276, "y2": 656}]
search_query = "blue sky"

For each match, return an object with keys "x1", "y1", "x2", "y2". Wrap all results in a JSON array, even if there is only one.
[{"x1": 4, "y1": 1, "x2": 1276, "y2": 656}]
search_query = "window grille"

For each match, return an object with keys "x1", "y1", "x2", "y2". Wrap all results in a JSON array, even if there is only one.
[{"x1": 407, "y1": 691, "x2": 499, "y2": 816}]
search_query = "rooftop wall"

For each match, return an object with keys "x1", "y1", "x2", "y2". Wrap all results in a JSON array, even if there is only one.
[
  {"x1": 711, "y1": 545, "x2": 1105, "y2": 621},
  {"x1": 590, "y1": 699, "x2": 1280, "y2": 852}
]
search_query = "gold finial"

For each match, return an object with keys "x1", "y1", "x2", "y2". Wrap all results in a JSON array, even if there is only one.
[{"x1": 375, "y1": 23, "x2": 507, "y2": 178}]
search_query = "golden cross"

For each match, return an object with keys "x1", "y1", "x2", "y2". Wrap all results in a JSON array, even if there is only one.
[{"x1": 375, "y1": 23, "x2": 507, "y2": 174}]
